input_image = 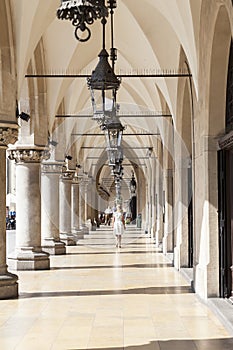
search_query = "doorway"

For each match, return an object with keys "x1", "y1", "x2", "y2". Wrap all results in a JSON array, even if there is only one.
[
  {"x1": 188, "y1": 167, "x2": 193, "y2": 268},
  {"x1": 218, "y1": 149, "x2": 233, "y2": 298}
]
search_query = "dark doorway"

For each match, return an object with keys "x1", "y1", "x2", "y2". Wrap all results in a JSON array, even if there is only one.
[
  {"x1": 130, "y1": 196, "x2": 137, "y2": 222},
  {"x1": 218, "y1": 150, "x2": 233, "y2": 298},
  {"x1": 218, "y1": 41, "x2": 233, "y2": 298},
  {"x1": 188, "y1": 167, "x2": 193, "y2": 268}
]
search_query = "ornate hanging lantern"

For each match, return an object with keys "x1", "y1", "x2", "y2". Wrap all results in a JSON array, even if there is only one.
[
  {"x1": 57, "y1": 0, "x2": 108, "y2": 42},
  {"x1": 87, "y1": 48, "x2": 121, "y2": 123}
]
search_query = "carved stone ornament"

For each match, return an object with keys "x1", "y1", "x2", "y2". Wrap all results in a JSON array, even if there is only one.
[
  {"x1": 0, "y1": 126, "x2": 18, "y2": 147},
  {"x1": 218, "y1": 130, "x2": 233, "y2": 150},
  {"x1": 72, "y1": 174, "x2": 82, "y2": 184},
  {"x1": 60, "y1": 170, "x2": 75, "y2": 180},
  {"x1": 8, "y1": 148, "x2": 50, "y2": 163},
  {"x1": 41, "y1": 162, "x2": 64, "y2": 174}
]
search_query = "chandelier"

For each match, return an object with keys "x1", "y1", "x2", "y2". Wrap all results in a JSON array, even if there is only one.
[
  {"x1": 57, "y1": 0, "x2": 116, "y2": 42},
  {"x1": 57, "y1": 0, "x2": 124, "y2": 202},
  {"x1": 86, "y1": 0, "x2": 124, "y2": 201}
]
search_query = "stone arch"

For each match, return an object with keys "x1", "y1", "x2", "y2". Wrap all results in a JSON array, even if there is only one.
[
  {"x1": 208, "y1": 6, "x2": 232, "y2": 136},
  {"x1": 194, "y1": 2, "x2": 232, "y2": 299},
  {"x1": 17, "y1": 38, "x2": 49, "y2": 147},
  {"x1": 173, "y1": 47, "x2": 194, "y2": 270},
  {"x1": 0, "y1": 0, "x2": 16, "y2": 122},
  {"x1": 29, "y1": 39, "x2": 48, "y2": 146}
]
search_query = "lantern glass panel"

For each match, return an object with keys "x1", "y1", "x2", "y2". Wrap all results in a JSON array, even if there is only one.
[
  {"x1": 105, "y1": 129, "x2": 123, "y2": 149},
  {"x1": 91, "y1": 89, "x2": 116, "y2": 121},
  {"x1": 107, "y1": 148, "x2": 117, "y2": 165}
]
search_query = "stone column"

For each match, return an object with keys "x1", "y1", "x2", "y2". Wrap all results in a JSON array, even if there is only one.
[
  {"x1": 92, "y1": 186, "x2": 99, "y2": 228},
  {"x1": 194, "y1": 136, "x2": 219, "y2": 298},
  {"x1": 71, "y1": 176, "x2": 84, "y2": 239},
  {"x1": 173, "y1": 158, "x2": 190, "y2": 270},
  {"x1": 8, "y1": 147, "x2": 50, "y2": 270},
  {"x1": 144, "y1": 184, "x2": 149, "y2": 233},
  {"x1": 79, "y1": 177, "x2": 89, "y2": 234},
  {"x1": 150, "y1": 158, "x2": 156, "y2": 240},
  {"x1": 71, "y1": 178, "x2": 80, "y2": 231},
  {"x1": 155, "y1": 162, "x2": 164, "y2": 246},
  {"x1": 163, "y1": 169, "x2": 174, "y2": 254},
  {"x1": 59, "y1": 172, "x2": 76, "y2": 245},
  {"x1": 147, "y1": 165, "x2": 153, "y2": 236},
  {"x1": 41, "y1": 162, "x2": 66, "y2": 255},
  {"x1": 0, "y1": 125, "x2": 18, "y2": 298}
]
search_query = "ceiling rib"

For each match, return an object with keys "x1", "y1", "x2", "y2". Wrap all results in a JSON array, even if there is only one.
[
  {"x1": 55, "y1": 114, "x2": 172, "y2": 118},
  {"x1": 72, "y1": 133, "x2": 160, "y2": 136}
]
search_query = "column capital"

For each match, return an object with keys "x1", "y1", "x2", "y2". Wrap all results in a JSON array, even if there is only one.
[
  {"x1": 72, "y1": 174, "x2": 82, "y2": 185},
  {"x1": 41, "y1": 161, "x2": 64, "y2": 174},
  {"x1": 60, "y1": 170, "x2": 75, "y2": 181},
  {"x1": 218, "y1": 130, "x2": 233, "y2": 150},
  {"x1": 0, "y1": 123, "x2": 18, "y2": 148},
  {"x1": 8, "y1": 146, "x2": 50, "y2": 164}
]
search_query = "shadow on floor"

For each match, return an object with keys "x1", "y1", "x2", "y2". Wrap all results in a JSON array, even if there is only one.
[
  {"x1": 50, "y1": 263, "x2": 173, "y2": 270},
  {"x1": 68, "y1": 337, "x2": 233, "y2": 350},
  {"x1": 66, "y1": 250, "x2": 159, "y2": 255},
  {"x1": 19, "y1": 285, "x2": 193, "y2": 299}
]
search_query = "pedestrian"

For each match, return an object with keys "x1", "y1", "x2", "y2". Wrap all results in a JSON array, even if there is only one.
[
  {"x1": 113, "y1": 204, "x2": 125, "y2": 248},
  {"x1": 104, "y1": 206, "x2": 113, "y2": 225}
]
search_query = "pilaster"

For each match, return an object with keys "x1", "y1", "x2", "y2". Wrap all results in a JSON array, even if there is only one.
[
  {"x1": 162, "y1": 169, "x2": 174, "y2": 255},
  {"x1": 194, "y1": 135, "x2": 219, "y2": 299},
  {"x1": 155, "y1": 162, "x2": 164, "y2": 247}
]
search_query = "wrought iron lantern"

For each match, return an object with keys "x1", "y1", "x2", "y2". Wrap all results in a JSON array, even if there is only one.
[
  {"x1": 114, "y1": 174, "x2": 122, "y2": 200},
  {"x1": 86, "y1": 0, "x2": 120, "y2": 123},
  {"x1": 107, "y1": 146, "x2": 123, "y2": 166},
  {"x1": 103, "y1": 115, "x2": 124, "y2": 149},
  {"x1": 57, "y1": 0, "x2": 108, "y2": 42},
  {"x1": 87, "y1": 48, "x2": 121, "y2": 123}
]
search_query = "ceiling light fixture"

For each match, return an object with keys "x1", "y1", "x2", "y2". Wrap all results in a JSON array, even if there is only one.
[{"x1": 57, "y1": 0, "x2": 108, "y2": 42}]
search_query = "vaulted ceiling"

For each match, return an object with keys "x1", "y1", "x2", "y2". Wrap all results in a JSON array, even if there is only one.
[{"x1": 9, "y1": 0, "x2": 202, "y2": 177}]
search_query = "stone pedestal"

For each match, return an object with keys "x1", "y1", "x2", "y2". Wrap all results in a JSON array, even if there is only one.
[
  {"x1": 0, "y1": 125, "x2": 18, "y2": 298},
  {"x1": 8, "y1": 147, "x2": 50, "y2": 270},
  {"x1": 41, "y1": 162, "x2": 66, "y2": 255},
  {"x1": 59, "y1": 172, "x2": 76, "y2": 245}
]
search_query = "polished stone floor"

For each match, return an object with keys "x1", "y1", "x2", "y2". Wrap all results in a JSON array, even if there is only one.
[{"x1": 3, "y1": 226, "x2": 233, "y2": 349}]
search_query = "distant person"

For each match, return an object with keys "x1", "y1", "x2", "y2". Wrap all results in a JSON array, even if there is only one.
[
  {"x1": 105, "y1": 206, "x2": 113, "y2": 226},
  {"x1": 9, "y1": 215, "x2": 16, "y2": 229},
  {"x1": 112, "y1": 205, "x2": 125, "y2": 248}
]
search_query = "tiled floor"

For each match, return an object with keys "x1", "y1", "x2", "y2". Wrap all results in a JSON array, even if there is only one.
[{"x1": 3, "y1": 226, "x2": 233, "y2": 349}]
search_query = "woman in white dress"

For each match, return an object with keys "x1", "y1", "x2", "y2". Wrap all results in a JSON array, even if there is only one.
[{"x1": 113, "y1": 205, "x2": 125, "y2": 248}]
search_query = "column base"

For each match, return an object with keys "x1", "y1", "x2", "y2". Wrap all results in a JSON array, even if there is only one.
[
  {"x1": 7, "y1": 249, "x2": 50, "y2": 270},
  {"x1": 163, "y1": 234, "x2": 173, "y2": 253},
  {"x1": 0, "y1": 272, "x2": 18, "y2": 299},
  {"x1": 71, "y1": 228, "x2": 84, "y2": 240},
  {"x1": 42, "y1": 238, "x2": 66, "y2": 255},
  {"x1": 162, "y1": 236, "x2": 167, "y2": 254},
  {"x1": 60, "y1": 233, "x2": 77, "y2": 246},
  {"x1": 80, "y1": 225, "x2": 89, "y2": 235},
  {"x1": 174, "y1": 246, "x2": 180, "y2": 270}
]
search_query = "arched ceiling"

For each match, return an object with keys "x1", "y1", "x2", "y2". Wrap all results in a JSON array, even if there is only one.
[{"x1": 9, "y1": 0, "x2": 201, "y2": 173}]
